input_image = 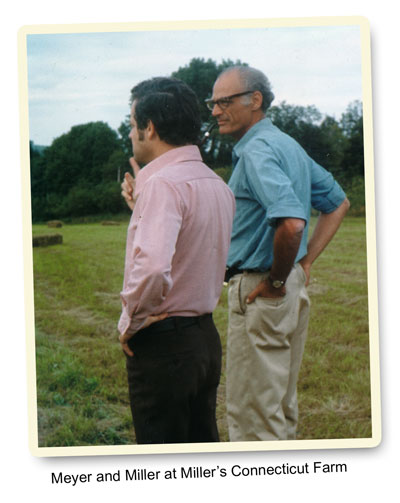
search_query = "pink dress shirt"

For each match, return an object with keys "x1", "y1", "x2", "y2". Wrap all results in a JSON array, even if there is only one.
[{"x1": 118, "y1": 145, "x2": 235, "y2": 336}]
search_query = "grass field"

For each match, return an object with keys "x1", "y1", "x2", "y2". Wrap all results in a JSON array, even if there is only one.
[{"x1": 32, "y1": 216, "x2": 371, "y2": 446}]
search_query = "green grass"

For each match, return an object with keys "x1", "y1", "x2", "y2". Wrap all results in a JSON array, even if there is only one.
[
  {"x1": 32, "y1": 217, "x2": 371, "y2": 446},
  {"x1": 297, "y1": 217, "x2": 371, "y2": 439}
]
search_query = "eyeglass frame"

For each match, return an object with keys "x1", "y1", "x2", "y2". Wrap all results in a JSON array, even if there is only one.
[{"x1": 205, "y1": 91, "x2": 254, "y2": 111}]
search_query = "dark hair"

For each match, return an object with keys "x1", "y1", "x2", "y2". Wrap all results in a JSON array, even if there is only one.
[
  {"x1": 219, "y1": 66, "x2": 275, "y2": 112},
  {"x1": 130, "y1": 77, "x2": 201, "y2": 146}
]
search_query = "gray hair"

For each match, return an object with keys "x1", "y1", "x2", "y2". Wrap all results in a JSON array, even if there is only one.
[{"x1": 219, "y1": 65, "x2": 275, "y2": 112}]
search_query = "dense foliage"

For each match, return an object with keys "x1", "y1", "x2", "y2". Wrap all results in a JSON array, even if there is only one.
[
  {"x1": 30, "y1": 122, "x2": 131, "y2": 221},
  {"x1": 30, "y1": 58, "x2": 365, "y2": 221}
]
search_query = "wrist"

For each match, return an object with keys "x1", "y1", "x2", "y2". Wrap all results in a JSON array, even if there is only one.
[
  {"x1": 299, "y1": 258, "x2": 311, "y2": 270},
  {"x1": 267, "y1": 272, "x2": 286, "y2": 289}
]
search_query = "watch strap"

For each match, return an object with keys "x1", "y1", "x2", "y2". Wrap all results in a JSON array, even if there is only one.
[{"x1": 268, "y1": 274, "x2": 285, "y2": 289}]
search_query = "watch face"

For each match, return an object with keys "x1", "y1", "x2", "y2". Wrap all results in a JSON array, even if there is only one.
[{"x1": 272, "y1": 279, "x2": 283, "y2": 288}]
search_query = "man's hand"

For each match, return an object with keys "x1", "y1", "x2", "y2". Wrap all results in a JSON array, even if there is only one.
[
  {"x1": 121, "y1": 157, "x2": 140, "y2": 211},
  {"x1": 246, "y1": 279, "x2": 286, "y2": 304},
  {"x1": 119, "y1": 313, "x2": 169, "y2": 356},
  {"x1": 298, "y1": 259, "x2": 311, "y2": 286},
  {"x1": 297, "y1": 199, "x2": 350, "y2": 286},
  {"x1": 245, "y1": 218, "x2": 305, "y2": 304}
]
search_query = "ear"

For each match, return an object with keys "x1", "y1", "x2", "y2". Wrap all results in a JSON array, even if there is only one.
[
  {"x1": 146, "y1": 120, "x2": 158, "y2": 140},
  {"x1": 251, "y1": 91, "x2": 263, "y2": 112}
]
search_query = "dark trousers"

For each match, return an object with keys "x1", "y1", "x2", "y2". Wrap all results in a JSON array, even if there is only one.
[{"x1": 125, "y1": 314, "x2": 222, "y2": 444}]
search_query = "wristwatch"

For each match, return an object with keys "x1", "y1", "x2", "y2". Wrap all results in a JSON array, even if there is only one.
[{"x1": 268, "y1": 274, "x2": 285, "y2": 289}]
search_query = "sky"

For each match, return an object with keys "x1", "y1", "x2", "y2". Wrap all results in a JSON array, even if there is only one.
[{"x1": 25, "y1": 23, "x2": 363, "y2": 146}]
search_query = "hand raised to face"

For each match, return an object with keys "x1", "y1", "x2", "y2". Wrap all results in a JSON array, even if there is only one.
[{"x1": 121, "y1": 157, "x2": 140, "y2": 211}]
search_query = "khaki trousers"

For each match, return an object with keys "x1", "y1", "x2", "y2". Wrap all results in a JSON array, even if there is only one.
[{"x1": 226, "y1": 264, "x2": 310, "y2": 441}]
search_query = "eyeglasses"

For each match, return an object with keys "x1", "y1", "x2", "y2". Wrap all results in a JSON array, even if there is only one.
[{"x1": 205, "y1": 91, "x2": 254, "y2": 111}]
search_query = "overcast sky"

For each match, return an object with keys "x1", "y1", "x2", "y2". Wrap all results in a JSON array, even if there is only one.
[{"x1": 26, "y1": 23, "x2": 362, "y2": 146}]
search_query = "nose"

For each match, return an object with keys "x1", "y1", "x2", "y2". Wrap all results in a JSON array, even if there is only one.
[{"x1": 211, "y1": 103, "x2": 222, "y2": 117}]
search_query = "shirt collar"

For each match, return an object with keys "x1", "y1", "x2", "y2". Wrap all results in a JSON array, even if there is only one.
[
  {"x1": 135, "y1": 145, "x2": 202, "y2": 196},
  {"x1": 233, "y1": 117, "x2": 274, "y2": 158}
]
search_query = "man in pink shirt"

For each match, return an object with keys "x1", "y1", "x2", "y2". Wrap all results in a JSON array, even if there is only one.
[{"x1": 118, "y1": 77, "x2": 235, "y2": 444}]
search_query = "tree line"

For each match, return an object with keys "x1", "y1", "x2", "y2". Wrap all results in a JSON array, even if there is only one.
[{"x1": 30, "y1": 57, "x2": 365, "y2": 222}]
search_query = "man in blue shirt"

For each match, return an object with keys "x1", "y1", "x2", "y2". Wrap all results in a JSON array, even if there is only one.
[{"x1": 207, "y1": 66, "x2": 350, "y2": 441}]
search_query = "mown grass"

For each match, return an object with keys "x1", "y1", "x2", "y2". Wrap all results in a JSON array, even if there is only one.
[
  {"x1": 32, "y1": 217, "x2": 371, "y2": 446},
  {"x1": 297, "y1": 217, "x2": 371, "y2": 439}
]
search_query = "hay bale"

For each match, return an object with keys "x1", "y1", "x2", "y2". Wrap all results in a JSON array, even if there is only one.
[
  {"x1": 101, "y1": 221, "x2": 121, "y2": 226},
  {"x1": 47, "y1": 220, "x2": 63, "y2": 228},
  {"x1": 33, "y1": 234, "x2": 63, "y2": 247}
]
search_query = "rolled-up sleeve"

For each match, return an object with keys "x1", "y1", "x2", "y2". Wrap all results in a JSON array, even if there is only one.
[
  {"x1": 310, "y1": 160, "x2": 347, "y2": 213},
  {"x1": 118, "y1": 177, "x2": 183, "y2": 335}
]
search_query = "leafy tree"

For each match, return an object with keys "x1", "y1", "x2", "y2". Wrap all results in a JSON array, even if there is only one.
[
  {"x1": 267, "y1": 102, "x2": 323, "y2": 136},
  {"x1": 172, "y1": 58, "x2": 248, "y2": 167},
  {"x1": 119, "y1": 58, "x2": 250, "y2": 169},
  {"x1": 172, "y1": 58, "x2": 221, "y2": 122},
  {"x1": 31, "y1": 59, "x2": 366, "y2": 220},
  {"x1": 268, "y1": 102, "x2": 330, "y2": 166},
  {"x1": 318, "y1": 116, "x2": 347, "y2": 180},
  {"x1": 171, "y1": 58, "x2": 248, "y2": 121},
  {"x1": 118, "y1": 120, "x2": 132, "y2": 157},
  {"x1": 268, "y1": 102, "x2": 351, "y2": 179},
  {"x1": 43, "y1": 122, "x2": 122, "y2": 191},
  {"x1": 340, "y1": 101, "x2": 364, "y2": 179},
  {"x1": 119, "y1": 57, "x2": 250, "y2": 170},
  {"x1": 340, "y1": 100, "x2": 363, "y2": 137},
  {"x1": 30, "y1": 141, "x2": 48, "y2": 221},
  {"x1": 30, "y1": 122, "x2": 129, "y2": 220}
]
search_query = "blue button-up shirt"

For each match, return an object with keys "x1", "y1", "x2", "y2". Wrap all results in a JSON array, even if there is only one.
[{"x1": 227, "y1": 118, "x2": 346, "y2": 271}]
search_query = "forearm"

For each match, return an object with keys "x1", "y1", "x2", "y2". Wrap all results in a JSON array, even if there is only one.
[
  {"x1": 300, "y1": 197, "x2": 350, "y2": 268},
  {"x1": 119, "y1": 261, "x2": 172, "y2": 336},
  {"x1": 246, "y1": 217, "x2": 304, "y2": 303},
  {"x1": 269, "y1": 218, "x2": 305, "y2": 282}
]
